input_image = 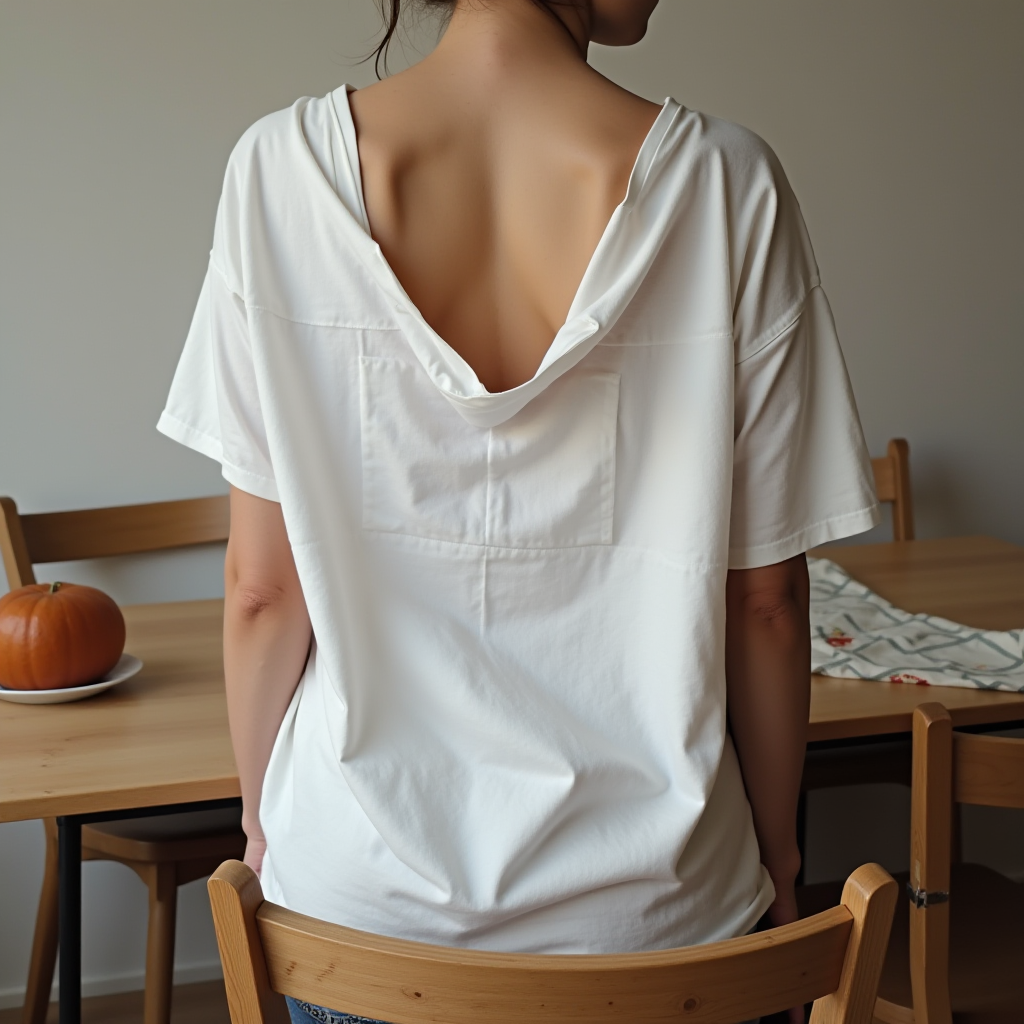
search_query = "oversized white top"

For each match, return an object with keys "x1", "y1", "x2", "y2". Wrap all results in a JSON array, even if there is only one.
[{"x1": 159, "y1": 87, "x2": 879, "y2": 953}]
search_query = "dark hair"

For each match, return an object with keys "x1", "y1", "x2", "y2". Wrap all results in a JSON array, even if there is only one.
[
  {"x1": 371, "y1": 0, "x2": 579, "y2": 79},
  {"x1": 372, "y1": 1, "x2": 455, "y2": 79}
]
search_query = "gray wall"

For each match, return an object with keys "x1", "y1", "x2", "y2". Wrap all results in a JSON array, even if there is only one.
[{"x1": 1, "y1": 0, "x2": 1022, "y2": 1008}]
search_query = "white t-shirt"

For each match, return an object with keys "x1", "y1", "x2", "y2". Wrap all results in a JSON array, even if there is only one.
[{"x1": 158, "y1": 87, "x2": 879, "y2": 953}]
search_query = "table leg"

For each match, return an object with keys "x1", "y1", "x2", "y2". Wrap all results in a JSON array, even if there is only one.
[
  {"x1": 49, "y1": 797, "x2": 239, "y2": 1024},
  {"x1": 57, "y1": 816, "x2": 82, "y2": 1024}
]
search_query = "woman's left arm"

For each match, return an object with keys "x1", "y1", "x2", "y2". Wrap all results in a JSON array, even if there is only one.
[
  {"x1": 725, "y1": 553, "x2": 810, "y2": 931},
  {"x1": 224, "y1": 486, "x2": 313, "y2": 874}
]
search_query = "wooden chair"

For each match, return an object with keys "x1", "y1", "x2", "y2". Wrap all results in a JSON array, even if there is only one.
[
  {"x1": 208, "y1": 859, "x2": 897, "y2": 1024},
  {"x1": 871, "y1": 438, "x2": 914, "y2": 542},
  {"x1": 872, "y1": 703, "x2": 1024, "y2": 1024},
  {"x1": 0, "y1": 495, "x2": 244, "y2": 1024}
]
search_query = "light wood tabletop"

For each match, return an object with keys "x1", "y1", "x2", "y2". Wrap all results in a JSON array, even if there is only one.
[
  {"x1": 1, "y1": 536, "x2": 1022, "y2": 823},
  {"x1": 0, "y1": 599, "x2": 239, "y2": 823}
]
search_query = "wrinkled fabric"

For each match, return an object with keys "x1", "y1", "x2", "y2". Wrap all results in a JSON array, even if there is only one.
[
  {"x1": 811, "y1": 558, "x2": 1024, "y2": 691},
  {"x1": 159, "y1": 87, "x2": 878, "y2": 953}
]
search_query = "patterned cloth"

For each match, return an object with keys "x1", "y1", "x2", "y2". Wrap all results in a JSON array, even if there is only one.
[{"x1": 810, "y1": 557, "x2": 1024, "y2": 692}]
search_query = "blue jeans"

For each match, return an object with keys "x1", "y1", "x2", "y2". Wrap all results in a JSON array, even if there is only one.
[
  {"x1": 286, "y1": 999, "x2": 386, "y2": 1024},
  {"x1": 286, "y1": 996, "x2": 758, "y2": 1024}
]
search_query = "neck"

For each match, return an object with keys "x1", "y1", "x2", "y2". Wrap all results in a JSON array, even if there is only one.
[{"x1": 429, "y1": 0, "x2": 591, "y2": 79}]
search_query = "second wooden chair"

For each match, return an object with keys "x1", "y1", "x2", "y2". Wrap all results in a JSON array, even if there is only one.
[{"x1": 873, "y1": 703, "x2": 1024, "y2": 1023}]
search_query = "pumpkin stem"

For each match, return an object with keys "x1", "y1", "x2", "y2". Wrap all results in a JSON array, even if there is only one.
[{"x1": 49, "y1": 581, "x2": 62, "y2": 594}]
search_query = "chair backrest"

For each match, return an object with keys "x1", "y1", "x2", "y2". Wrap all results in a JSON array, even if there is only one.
[
  {"x1": 871, "y1": 438, "x2": 914, "y2": 541},
  {"x1": 0, "y1": 495, "x2": 230, "y2": 590},
  {"x1": 907, "y1": 703, "x2": 1024, "y2": 1021},
  {"x1": 209, "y1": 860, "x2": 897, "y2": 1024}
]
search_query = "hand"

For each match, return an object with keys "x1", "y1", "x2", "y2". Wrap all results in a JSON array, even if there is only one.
[
  {"x1": 767, "y1": 877, "x2": 805, "y2": 1024},
  {"x1": 243, "y1": 830, "x2": 267, "y2": 876},
  {"x1": 767, "y1": 875, "x2": 800, "y2": 930}
]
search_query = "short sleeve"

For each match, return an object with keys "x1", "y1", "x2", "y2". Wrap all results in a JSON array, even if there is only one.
[
  {"x1": 729, "y1": 285, "x2": 879, "y2": 569},
  {"x1": 157, "y1": 258, "x2": 280, "y2": 502}
]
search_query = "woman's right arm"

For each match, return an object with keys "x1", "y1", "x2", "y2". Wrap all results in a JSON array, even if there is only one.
[{"x1": 223, "y1": 485, "x2": 312, "y2": 873}]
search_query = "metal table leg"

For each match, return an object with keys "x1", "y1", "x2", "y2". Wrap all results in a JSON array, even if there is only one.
[
  {"x1": 57, "y1": 815, "x2": 82, "y2": 1024},
  {"x1": 52, "y1": 797, "x2": 240, "y2": 1024}
]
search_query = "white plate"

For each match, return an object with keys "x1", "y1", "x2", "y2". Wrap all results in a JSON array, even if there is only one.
[{"x1": 0, "y1": 654, "x2": 143, "y2": 704}]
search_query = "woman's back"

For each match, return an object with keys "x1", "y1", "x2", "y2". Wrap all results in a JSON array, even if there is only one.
[{"x1": 350, "y1": 2, "x2": 661, "y2": 392}]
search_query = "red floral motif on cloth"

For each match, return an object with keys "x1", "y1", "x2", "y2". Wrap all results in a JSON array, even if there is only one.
[{"x1": 825, "y1": 628, "x2": 854, "y2": 648}]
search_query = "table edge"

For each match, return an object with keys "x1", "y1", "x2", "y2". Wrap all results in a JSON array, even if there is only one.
[
  {"x1": 0, "y1": 777, "x2": 241, "y2": 824},
  {"x1": 808, "y1": 697, "x2": 1024, "y2": 743}
]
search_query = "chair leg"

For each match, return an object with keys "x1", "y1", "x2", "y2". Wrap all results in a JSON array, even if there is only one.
[
  {"x1": 21, "y1": 819, "x2": 59, "y2": 1024},
  {"x1": 141, "y1": 862, "x2": 177, "y2": 1024}
]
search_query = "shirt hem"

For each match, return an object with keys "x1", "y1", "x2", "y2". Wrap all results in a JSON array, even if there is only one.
[
  {"x1": 156, "y1": 410, "x2": 280, "y2": 502},
  {"x1": 156, "y1": 409, "x2": 224, "y2": 462},
  {"x1": 221, "y1": 463, "x2": 281, "y2": 503},
  {"x1": 728, "y1": 503, "x2": 881, "y2": 570}
]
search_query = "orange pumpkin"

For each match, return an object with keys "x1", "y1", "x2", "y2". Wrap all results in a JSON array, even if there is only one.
[{"x1": 0, "y1": 582, "x2": 125, "y2": 690}]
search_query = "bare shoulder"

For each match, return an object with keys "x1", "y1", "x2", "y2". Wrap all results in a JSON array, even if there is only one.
[
  {"x1": 346, "y1": 69, "x2": 426, "y2": 155},
  {"x1": 592, "y1": 71, "x2": 663, "y2": 124},
  {"x1": 581, "y1": 72, "x2": 663, "y2": 159}
]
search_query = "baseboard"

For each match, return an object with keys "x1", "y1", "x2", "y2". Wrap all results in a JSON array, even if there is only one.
[{"x1": 0, "y1": 960, "x2": 223, "y2": 1011}]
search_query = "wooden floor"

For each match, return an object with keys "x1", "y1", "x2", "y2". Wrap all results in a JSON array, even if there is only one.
[{"x1": 0, "y1": 980, "x2": 290, "y2": 1024}]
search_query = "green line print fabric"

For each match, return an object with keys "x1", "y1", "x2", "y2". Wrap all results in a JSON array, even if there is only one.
[{"x1": 809, "y1": 558, "x2": 1024, "y2": 692}]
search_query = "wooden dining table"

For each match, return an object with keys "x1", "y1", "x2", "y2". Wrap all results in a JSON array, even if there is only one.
[{"x1": 2, "y1": 535, "x2": 1023, "y2": 1024}]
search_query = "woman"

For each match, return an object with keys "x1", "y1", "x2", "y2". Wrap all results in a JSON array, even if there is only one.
[{"x1": 159, "y1": 2, "x2": 879, "y2": 1022}]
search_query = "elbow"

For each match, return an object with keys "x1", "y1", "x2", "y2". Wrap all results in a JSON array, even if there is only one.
[
  {"x1": 228, "y1": 579, "x2": 293, "y2": 624},
  {"x1": 739, "y1": 593, "x2": 806, "y2": 650},
  {"x1": 741, "y1": 591, "x2": 803, "y2": 629},
  {"x1": 731, "y1": 587, "x2": 808, "y2": 650},
  {"x1": 727, "y1": 556, "x2": 809, "y2": 638}
]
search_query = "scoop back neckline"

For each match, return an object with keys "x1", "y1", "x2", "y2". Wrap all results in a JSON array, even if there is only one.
[{"x1": 328, "y1": 86, "x2": 680, "y2": 396}]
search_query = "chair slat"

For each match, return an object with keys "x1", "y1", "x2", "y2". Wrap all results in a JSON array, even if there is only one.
[
  {"x1": 870, "y1": 439, "x2": 914, "y2": 541},
  {"x1": 257, "y1": 903, "x2": 852, "y2": 1024},
  {"x1": 19, "y1": 495, "x2": 229, "y2": 564},
  {"x1": 953, "y1": 732, "x2": 1024, "y2": 809},
  {"x1": 871, "y1": 456, "x2": 896, "y2": 502},
  {"x1": 208, "y1": 862, "x2": 277, "y2": 1024},
  {"x1": 910, "y1": 705, "x2": 953, "y2": 898},
  {"x1": 0, "y1": 496, "x2": 37, "y2": 587},
  {"x1": 908, "y1": 705, "x2": 953, "y2": 1022},
  {"x1": 811, "y1": 864, "x2": 900, "y2": 1024}
]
